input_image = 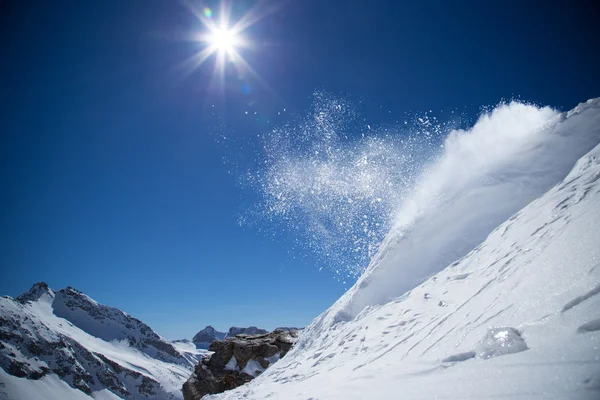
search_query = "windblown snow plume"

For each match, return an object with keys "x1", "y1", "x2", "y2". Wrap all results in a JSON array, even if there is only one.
[
  {"x1": 248, "y1": 92, "x2": 448, "y2": 281},
  {"x1": 247, "y1": 92, "x2": 590, "y2": 291}
]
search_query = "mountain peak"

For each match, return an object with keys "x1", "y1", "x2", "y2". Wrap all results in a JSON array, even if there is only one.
[
  {"x1": 227, "y1": 326, "x2": 268, "y2": 336},
  {"x1": 15, "y1": 282, "x2": 54, "y2": 304},
  {"x1": 192, "y1": 325, "x2": 227, "y2": 347}
]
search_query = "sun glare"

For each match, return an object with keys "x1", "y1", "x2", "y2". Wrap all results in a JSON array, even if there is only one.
[
  {"x1": 179, "y1": 1, "x2": 284, "y2": 94},
  {"x1": 209, "y1": 27, "x2": 239, "y2": 53}
]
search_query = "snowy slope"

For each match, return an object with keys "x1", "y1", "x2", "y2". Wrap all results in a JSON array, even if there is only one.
[
  {"x1": 172, "y1": 340, "x2": 208, "y2": 366},
  {"x1": 0, "y1": 284, "x2": 205, "y2": 400},
  {"x1": 208, "y1": 98, "x2": 600, "y2": 399}
]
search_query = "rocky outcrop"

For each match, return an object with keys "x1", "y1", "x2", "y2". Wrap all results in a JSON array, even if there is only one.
[{"x1": 183, "y1": 328, "x2": 300, "y2": 400}]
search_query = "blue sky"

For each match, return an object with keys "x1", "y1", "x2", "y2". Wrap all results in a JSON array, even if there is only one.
[{"x1": 1, "y1": 0, "x2": 598, "y2": 340}]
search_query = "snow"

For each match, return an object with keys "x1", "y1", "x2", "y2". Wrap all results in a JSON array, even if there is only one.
[
  {"x1": 91, "y1": 390, "x2": 124, "y2": 400},
  {"x1": 265, "y1": 352, "x2": 280, "y2": 365},
  {"x1": 241, "y1": 360, "x2": 264, "y2": 377},
  {"x1": 207, "y1": 98, "x2": 600, "y2": 400},
  {"x1": 0, "y1": 368, "x2": 91, "y2": 400},
  {"x1": 223, "y1": 356, "x2": 238, "y2": 371},
  {"x1": 338, "y1": 99, "x2": 600, "y2": 320},
  {"x1": 172, "y1": 340, "x2": 210, "y2": 366},
  {"x1": 0, "y1": 368, "x2": 125, "y2": 400}
]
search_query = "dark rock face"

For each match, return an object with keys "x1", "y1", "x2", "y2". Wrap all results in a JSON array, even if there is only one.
[
  {"x1": 183, "y1": 328, "x2": 300, "y2": 400},
  {"x1": 15, "y1": 282, "x2": 53, "y2": 304}
]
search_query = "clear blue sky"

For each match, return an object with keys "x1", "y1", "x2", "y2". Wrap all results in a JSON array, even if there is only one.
[{"x1": 1, "y1": 0, "x2": 598, "y2": 340}]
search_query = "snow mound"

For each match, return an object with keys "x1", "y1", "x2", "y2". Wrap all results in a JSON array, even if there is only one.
[{"x1": 208, "y1": 98, "x2": 600, "y2": 400}]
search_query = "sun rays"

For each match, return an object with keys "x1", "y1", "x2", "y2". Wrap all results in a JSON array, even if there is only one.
[{"x1": 178, "y1": 0, "x2": 283, "y2": 96}]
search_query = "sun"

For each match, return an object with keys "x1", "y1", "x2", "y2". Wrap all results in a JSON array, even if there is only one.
[
  {"x1": 179, "y1": 1, "x2": 284, "y2": 92},
  {"x1": 208, "y1": 26, "x2": 240, "y2": 54}
]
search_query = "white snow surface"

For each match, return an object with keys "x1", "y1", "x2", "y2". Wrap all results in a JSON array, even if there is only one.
[
  {"x1": 171, "y1": 340, "x2": 209, "y2": 366},
  {"x1": 209, "y1": 99, "x2": 600, "y2": 399}
]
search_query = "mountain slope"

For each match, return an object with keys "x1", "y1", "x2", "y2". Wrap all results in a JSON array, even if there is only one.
[
  {"x1": 208, "y1": 99, "x2": 600, "y2": 399},
  {"x1": 0, "y1": 284, "x2": 205, "y2": 400}
]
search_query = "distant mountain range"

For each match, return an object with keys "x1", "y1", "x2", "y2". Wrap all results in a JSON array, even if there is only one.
[
  {"x1": 191, "y1": 326, "x2": 268, "y2": 349},
  {"x1": 0, "y1": 283, "x2": 261, "y2": 399},
  {"x1": 0, "y1": 282, "x2": 301, "y2": 399}
]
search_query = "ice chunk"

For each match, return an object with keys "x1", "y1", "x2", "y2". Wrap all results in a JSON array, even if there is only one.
[{"x1": 475, "y1": 327, "x2": 528, "y2": 359}]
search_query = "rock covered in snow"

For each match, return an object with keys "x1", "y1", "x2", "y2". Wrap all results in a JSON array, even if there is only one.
[
  {"x1": 182, "y1": 328, "x2": 300, "y2": 400},
  {"x1": 52, "y1": 285, "x2": 188, "y2": 365},
  {"x1": 15, "y1": 282, "x2": 54, "y2": 304}
]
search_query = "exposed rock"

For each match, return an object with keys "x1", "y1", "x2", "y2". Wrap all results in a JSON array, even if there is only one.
[
  {"x1": 15, "y1": 282, "x2": 54, "y2": 304},
  {"x1": 183, "y1": 328, "x2": 300, "y2": 400}
]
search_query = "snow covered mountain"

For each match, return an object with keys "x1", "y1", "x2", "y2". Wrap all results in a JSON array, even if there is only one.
[
  {"x1": 207, "y1": 98, "x2": 600, "y2": 399},
  {"x1": 0, "y1": 283, "x2": 206, "y2": 400}
]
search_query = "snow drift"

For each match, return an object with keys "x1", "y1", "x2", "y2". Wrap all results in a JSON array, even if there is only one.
[{"x1": 209, "y1": 98, "x2": 600, "y2": 400}]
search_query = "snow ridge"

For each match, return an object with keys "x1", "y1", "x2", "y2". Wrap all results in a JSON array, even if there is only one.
[{"x1": 338, "y1": 98, "x2": 600, "y2": 320}]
